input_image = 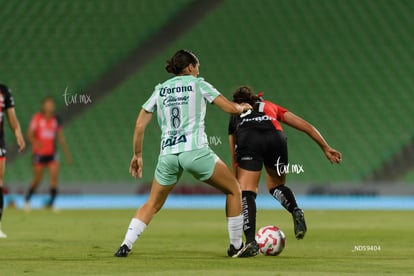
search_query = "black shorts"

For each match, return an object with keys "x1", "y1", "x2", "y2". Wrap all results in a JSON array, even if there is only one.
[
  {"x1": 33, "y1": 154, "x2": 57, "y2": 165},
  {"x1": 236, "y1": 130, "x2": 288, "y2": 172}
]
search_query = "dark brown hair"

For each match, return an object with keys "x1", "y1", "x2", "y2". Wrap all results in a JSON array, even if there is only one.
[
  {"x1": 232, "y1": 86, "x2": 260, "y2": 106},
  {"x1": 165, "y1": 49, "x2": 199, "y2": 74},
  {"x1": 41, "y1": 95, "x2": 55, "y2": 113},
  {"x1": 42, "y1": 95, "x2": 55, "y2": 105}
]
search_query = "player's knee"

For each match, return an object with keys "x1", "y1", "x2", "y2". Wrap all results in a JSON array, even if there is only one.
[{"x1": 227, "y1": 182, "x2": 241, "y2": 197}]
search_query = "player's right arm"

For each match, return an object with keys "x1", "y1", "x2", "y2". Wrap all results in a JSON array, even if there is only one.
[
  {"x1": 130, "y1": 109, "x2": 153, "y2": 178},
  {"x1": 283, "y1": 111, "x2": 342, "y2": 164},
  {"x1": 213, "y1": 95, "x2": 252, "y2": 115},
  {"x1": 6, "y1": 108, "x2": 25, "y2": 152},
  {"x1": 27, "y1": 115, "x2": 42, "y2": 150}
]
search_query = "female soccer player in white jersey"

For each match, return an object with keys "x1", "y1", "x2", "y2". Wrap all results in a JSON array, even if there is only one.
[{"x1": 114, "y1": 50, "x2": 254, "y2": 258}]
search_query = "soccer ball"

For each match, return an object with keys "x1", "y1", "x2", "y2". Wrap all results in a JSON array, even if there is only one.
[{"x1": 255, "y1": 225, "x2": 286, "y2": 256}]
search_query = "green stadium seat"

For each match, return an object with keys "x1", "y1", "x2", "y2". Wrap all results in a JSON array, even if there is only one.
[{"x1": 3, "y1": 0, "x2": 414, "y2": 186}]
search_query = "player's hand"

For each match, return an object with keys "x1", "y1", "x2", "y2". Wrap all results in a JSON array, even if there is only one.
[
  {"x1": 240, "y1": 102, "x2": 253, "y2": 112},
  {"x1": 129, "y1": 154, "x2": 143, "y2": 178},
  {"x1": 324, "y1": 147, "x2": 342, "y2": 164},
  {"x1": 16, "y1": 134, "x2": 25, "y2": 152}
]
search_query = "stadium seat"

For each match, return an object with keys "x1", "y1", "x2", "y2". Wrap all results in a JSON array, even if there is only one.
[{"x1": 4, "y1": 0, "x2": 414, "y2": 186}]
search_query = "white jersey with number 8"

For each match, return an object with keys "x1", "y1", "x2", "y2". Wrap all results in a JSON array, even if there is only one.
[{"x1": 142, "y1": 75, "x2": 221, "y2": 156}]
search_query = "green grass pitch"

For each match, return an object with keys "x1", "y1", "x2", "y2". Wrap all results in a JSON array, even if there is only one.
[{"x1": 1, "y1": 209, "x2": 413, "y2": 275}]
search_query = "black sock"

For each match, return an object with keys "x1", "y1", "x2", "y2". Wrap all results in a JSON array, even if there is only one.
[
  {"x1": 269, "y1": 185, "x2": 298, "y2": 213},
  {"x1": 0, "y1": 187, "x2": 3, "y2": 222},
  {"x1": 242, "y1": 191, "x2": 257, "y2": 244},
  {"x1": 48, "y1": 188, "x2": 57, "y2": 207},
  {"x1": 25, "y1": 187, "x2": 36, "y2": 202}
]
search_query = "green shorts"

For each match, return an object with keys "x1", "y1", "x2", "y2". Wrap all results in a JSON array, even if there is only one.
[{"x1": 155, "y1": 147, "x2": 220, "y2": 186}]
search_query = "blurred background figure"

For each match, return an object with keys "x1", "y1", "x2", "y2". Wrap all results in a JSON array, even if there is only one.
[
  {"x1": 0, "y1": 84, "x2": 25, "y2": 238},
  {"x1": 25, "y1": 96, "x2": 72, "y2": 211}
]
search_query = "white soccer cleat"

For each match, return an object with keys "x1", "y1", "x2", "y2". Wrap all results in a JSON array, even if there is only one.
[{"x1": 0, "y1": 229, "x2": 7, "y2": 239}]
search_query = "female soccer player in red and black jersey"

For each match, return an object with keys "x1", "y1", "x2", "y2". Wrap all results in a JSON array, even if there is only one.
[
  {"x1": 228, "y1": 86, "x2": 342, "y2": 255},
  {"x1": 25, "y1": 97, "x2": 72, "y2": 210},
  {"x1": 0, "y1": 84, "x2": 25, "y2": 238}
]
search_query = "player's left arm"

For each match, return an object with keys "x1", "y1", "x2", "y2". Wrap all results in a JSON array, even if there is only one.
[
  {"x1": 283, "y1": 111, "x2": 342, "y2": 164},
  {"x1": 130, "y1": 109, "x2": 153, "y2": 178},
  {"x1": 212, "y1": 95, "x2": 252, "y2": 115},
  {"x1": 57, "y1": 129, "x2": 72, "y2": 164},
  {"x1": 6, "y1": 108, "x2": 25, "y2": 152}
]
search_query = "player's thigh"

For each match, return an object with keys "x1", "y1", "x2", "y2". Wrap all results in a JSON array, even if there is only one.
[
  {"x1": 236, "y1": 167, "x2": 261, "y2": 192},
  {"x1": 235, "y1": 143, "x2": 263, "y2": 192},
  {"x1": 205, "y1": 159, "x2": 240, "y2": 195},
  {"x1": 179, "y1": 147, "x2": 218, "y2": 183},
  {"x1": 48, "y1": 162, "x2": 59, "y2": 176},
  {"x1": 262, "y1": 131, "x2": 288, "y2": 190},
  {"x1": 178, "y1": 147, "x2": 238, "y2": 194},
  {"x1": 155, "y1": 154, "x2": 183, "y2": 186},
  {"x1": 32, "y1": 164, "x2": 46, "y2": 182},
  {"x1": 146, "y1": 178, "x2": 175, "y2": 210},
  {"x1": 262, "y1": 131, "x2": 288, "y2": 174},
  {"x1": 264, "y1": 166, "x2": 286, "y2": 190}
]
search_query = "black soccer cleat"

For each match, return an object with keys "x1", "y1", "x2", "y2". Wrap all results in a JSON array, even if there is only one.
[
  {"x1": 292, "y1": 207, "x2": 307, "y2": 239},
  {"x1": 228, "y1": 242, "x2": 259, "y2": 258},
  {"x1": 114, "y1": 244, "x2": 131, "y2": 257},
  {"x1": 227, "y1": 243, "x2": 244, "y2": 257},
  {"x1": 233, "y1": 241, "x2": 260, "y2": 258}
]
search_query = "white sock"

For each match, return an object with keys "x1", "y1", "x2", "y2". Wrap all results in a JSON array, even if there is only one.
[
  {"x1": 227, "y1": 215, "x2": 243, "y2": 249},
  {"x1": 121, "y1": 218, "x2": 147, "y2": 249}
]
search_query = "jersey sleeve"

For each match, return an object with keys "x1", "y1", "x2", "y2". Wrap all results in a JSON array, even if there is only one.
[
  {"x1": 264, "y1": 101, "x2": 288, "y2": 122},
  {"x1": 276, "y1": 104, "x2": 288, "y2": 122},
  {"x1": 142, "y1": 86, "x2": 159, "y2": 112},
  {"x1": 198, "y1": 79, "x2": 221, "y2": 103},
  {"x1": 3, "y1": 86, "x2": 15, "y2": 109}
]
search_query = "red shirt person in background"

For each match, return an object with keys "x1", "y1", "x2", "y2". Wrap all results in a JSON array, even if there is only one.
[
  {"x1": 0, "y1": 84, "x2": 25, "y2": 238},
  {"x1": 25, "y1": 96, "x2": 72, "y2": 211}
]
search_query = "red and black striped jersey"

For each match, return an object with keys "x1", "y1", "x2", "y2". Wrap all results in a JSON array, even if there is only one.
[{"x1": 228, "y1": 99, "x2": 288, "y2": 135}]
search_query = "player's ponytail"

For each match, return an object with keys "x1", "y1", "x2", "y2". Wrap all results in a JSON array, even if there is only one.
[{"x1": 165, "y1": 50, "x2": 199, "y2": 75}]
